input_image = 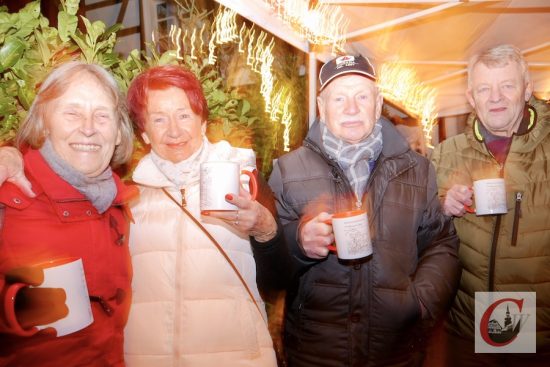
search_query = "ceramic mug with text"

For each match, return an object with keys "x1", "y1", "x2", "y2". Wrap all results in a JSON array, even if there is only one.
[
  {"x1": 329, "y1": 210, "x2": 372, "y2": 260},
  {"x1": 466, "y1": 178, "x2": 507, "y2": 216}
]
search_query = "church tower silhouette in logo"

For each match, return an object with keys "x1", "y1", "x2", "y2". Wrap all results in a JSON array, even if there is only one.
[{"x1": 487, "y1": 304, "x2": 521, "y2": 343}]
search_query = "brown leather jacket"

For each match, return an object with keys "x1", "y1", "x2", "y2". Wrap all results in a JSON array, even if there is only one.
[{"x1": 269, "y1": 119, "x2": 460, "y2": 366}]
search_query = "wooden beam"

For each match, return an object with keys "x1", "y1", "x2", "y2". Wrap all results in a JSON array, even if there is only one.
[
  {"x1": 84, "y1": 0, "x2": 122, "y2": 12},
  {"x1": 342, "y1": 1, "x2": 462, "y2": 40},
  {"x1": 118, "y1": 25, "x2": 140, "y2": 37}
]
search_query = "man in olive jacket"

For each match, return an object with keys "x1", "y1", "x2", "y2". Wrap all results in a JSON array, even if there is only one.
[
  {"x1": 430, "y1": 44, "x2": 550, "y2": 366},
  {"x1": 269, "y1": 54, "x2": 460, "y2": 367}
]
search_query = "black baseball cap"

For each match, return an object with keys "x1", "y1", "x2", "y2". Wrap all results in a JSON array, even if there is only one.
[{"x1": 319, "y1": 54, "x2": 377, "y2": 91}]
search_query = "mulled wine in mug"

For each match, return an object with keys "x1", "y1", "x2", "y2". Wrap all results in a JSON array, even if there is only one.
[{"x1": 200, "y1": 161, "x2": 258, "y2": 213}]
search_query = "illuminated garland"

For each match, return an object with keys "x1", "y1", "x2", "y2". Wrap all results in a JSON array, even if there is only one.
[
  {"x1": 264, "y1": 0, "x2": 348, "y2": 53},
  {"x1": 164, "y1": 6, "x2": 293, "y2": 152},
  {"x1": 378, "y1": 61, "x2": 438, "y2": 148}
]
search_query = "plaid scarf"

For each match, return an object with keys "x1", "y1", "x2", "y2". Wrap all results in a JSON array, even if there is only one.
[{"x1": 321, "y1": 121, "x2": 383, "y2": 201}]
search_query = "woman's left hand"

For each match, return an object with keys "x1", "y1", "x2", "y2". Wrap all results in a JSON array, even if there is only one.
[{"x1": 204, "y1": 187, "x2": 278, "y2": 242}]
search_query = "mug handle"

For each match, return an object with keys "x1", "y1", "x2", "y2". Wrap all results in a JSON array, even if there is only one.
[
  {"x1": 3, "y1": 283, "x2": 39, "y2": 337},
  {"x1": 464, "y1": 186, "x2": 475, "y2": 214},
  {"x1": 240, "y1": 170, "x2": 258, "y2": 200},
  {"x1": 322, "y1": 218, "x2": 336, "y2": 253}
]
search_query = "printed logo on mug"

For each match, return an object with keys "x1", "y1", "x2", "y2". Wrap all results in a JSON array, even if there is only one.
[
  {"x1": 330, "y1": 210, "x2": 372, "y2": 260},
  {"x1": 200, "y1": 161, "x2": 258, "y2": 212},
  {"x1": 471, "y1": 178, "x2": 508, "y2": 216},
  {"x1": 2, "y1": 258, "x2": 93, "y2": 337}
]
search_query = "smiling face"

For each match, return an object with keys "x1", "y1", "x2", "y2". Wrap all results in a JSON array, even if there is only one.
[
  {"x1": 141, "y1": 86, "x2": 205, "y2": 163},
  {"x1": 43, "y1": 72, "x2": 121, "y2": 177},
  {"x1": 317, "y1": 74, "x2": 383, "y2": 144},
  {"x1": 467, "y1": 61, "x2": 532, "y2": 137}
]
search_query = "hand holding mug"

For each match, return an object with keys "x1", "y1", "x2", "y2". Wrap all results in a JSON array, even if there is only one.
[
  {"x1": 442, "y1": 184, "x2": 473, "y2": 217},
  {"x1": 1, "y1": 258, "x2": 92, "y2": 337},
  {"x1": 205, "y1": 186, "x2": 278, "y2": 242},
  {"x1": 299, "y1": 212, "x2": 334, "y2": 259},
  {"x1": 1, "y1": 265, "x2": 68, "y2": 336}
]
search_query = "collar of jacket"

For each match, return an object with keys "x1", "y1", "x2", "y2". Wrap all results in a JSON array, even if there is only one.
[
  {"x1": 472, "y1": 102, "x2": 537, "y2": 143},
  {"x1": 466, "y1": 97, "x2": 550, "y2": 154}
]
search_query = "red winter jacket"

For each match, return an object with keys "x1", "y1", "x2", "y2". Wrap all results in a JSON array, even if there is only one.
[{"x1": 0, "y1": 149, "x2": 137, "y2": 367}]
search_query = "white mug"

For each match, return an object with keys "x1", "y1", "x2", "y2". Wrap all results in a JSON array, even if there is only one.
[
  {"x1": 2, "y1": 258, "x2": 93, "y2": 337},
  {"x1": 329, "y1": 210, "x2": 372, "y2": 260},
  {"x1": 200, "y1": 161, "x2": 258, "y2": 213},
  {"x1": 468, "y1": 178, "x2": 508, "y2": 216}
]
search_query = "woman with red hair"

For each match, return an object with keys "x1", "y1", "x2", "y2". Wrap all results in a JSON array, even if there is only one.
[
  {"x1": 123, "y1": 65, "x2": 289, "y2": 367},
  {"x1": 0, "y1": 64, "x2": 291, "y2": 366}
]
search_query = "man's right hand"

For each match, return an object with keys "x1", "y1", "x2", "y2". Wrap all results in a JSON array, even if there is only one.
[
  {"x1": 442, "y1": 184, "x2": 473, "y2": 217},
  {"x1": 299, "y1": 212, "x2": 335, "y2": 259},
  {"x1": 0, "y1": 147, "x2": 35, "y2": 197}
]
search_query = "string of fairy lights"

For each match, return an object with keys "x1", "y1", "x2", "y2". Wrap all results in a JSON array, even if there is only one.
[
  {"x1": 165, "y1": 7, "x2": 294, "y2": 152},
  {"x1": 378, "y1": 61, "x2": 438, "y2": 148},
  {"x1": 161, "y1": 3, "x2": 439, "y2": 151},
  {"x1": 263, "y1": 0, "x2": 349, "y2": 54}
]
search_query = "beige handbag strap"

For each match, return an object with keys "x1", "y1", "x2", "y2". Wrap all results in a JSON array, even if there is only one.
[{"x1": 161, "y1": 188, "x2": 265, "y2": 320}]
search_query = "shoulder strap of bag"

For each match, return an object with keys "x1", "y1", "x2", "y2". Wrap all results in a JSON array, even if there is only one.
[{"x1": 161, "y1": 188, "x2": 265, "y2": 321}]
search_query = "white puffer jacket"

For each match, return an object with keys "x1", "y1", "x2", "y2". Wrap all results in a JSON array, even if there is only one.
[{"x1": 124, "y1": 140, "x2": 277, "y2": 367}]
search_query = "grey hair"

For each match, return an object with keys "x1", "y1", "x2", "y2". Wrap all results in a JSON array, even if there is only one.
[
  {"x1": 467, "y1": 44, "x2": 530, "y2": 88},
  {"x1": 15, "y1": 61, "x2": 134, "y2": 167}
]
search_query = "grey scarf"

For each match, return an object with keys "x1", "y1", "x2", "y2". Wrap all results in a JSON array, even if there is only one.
[
  {"x1": 39, "y1": 139, "x2": 117, "y2": 214},
  {"x1": 321, "y1": 121, "x2": 383, "y2": 201}
]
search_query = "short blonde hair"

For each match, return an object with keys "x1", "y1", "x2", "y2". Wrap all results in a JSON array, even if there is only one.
[
  {"x1": 15, "y1": 61, "x2": 133, "y2": 167},
  {"x1": 467, "y1": 44, "x2": 530, "y2": 88}
]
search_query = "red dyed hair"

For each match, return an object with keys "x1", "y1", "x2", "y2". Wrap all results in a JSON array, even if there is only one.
[{"x1": 127, "y1": 65, "x2": 208, "y2": 132}]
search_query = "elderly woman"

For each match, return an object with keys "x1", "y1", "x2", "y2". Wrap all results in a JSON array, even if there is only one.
[
  {"x1": 0, "y1": 64, "x2": 290, "y2": 366},
  {"x1": 122, "y1": 65, "x2": 288, "y2": 366},
  {"x1": 0, "y1": 62, "x2": 136, "y2": 366}
]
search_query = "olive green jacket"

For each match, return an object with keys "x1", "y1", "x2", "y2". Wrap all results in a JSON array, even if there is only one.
[{"x1": 431, "y1": 97, "x2": 550, "y2": 352}]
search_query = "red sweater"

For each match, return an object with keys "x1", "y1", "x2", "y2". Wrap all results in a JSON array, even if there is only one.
[{"x1": 0, "y1": 149, "x2": 137, "y2": 366}]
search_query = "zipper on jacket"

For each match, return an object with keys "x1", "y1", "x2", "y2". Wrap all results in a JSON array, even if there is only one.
[
  {"x1": 511, "y1": 192, "x2": 522, "y2": 247},
  {"x1": 180, "y1": 189, "x2": 186, "y2": 207},
  {"x1": 487, "y1": 215, "x2": 502, "y2": 292},
  {"x1": 306, "y1": 140, "x2": 359, "y2": 211}
]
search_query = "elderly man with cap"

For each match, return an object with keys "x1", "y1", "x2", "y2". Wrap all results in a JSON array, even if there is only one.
[{"x1": 268, "y1": 54, "x2": 461, "y2": 366}]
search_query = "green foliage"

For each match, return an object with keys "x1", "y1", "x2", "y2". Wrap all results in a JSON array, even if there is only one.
[
  {"x1": 0, "y1": 0, "x2": 306, "y2": 177},
  {"x1": 0, "y1": 0, "x2": 121, "y2": 143},
  {"x1": 0, "y1": 0, "x2": 257, "y2": 149}
]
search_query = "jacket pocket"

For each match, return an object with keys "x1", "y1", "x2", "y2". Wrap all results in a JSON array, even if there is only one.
[{"x1": 371, "y1": 286, "x2": 421, "y2": 331}]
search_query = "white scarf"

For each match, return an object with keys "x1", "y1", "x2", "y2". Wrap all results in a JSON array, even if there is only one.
[{"x1": 149, "y1": 136, "x2": 210, "y2": 189}]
